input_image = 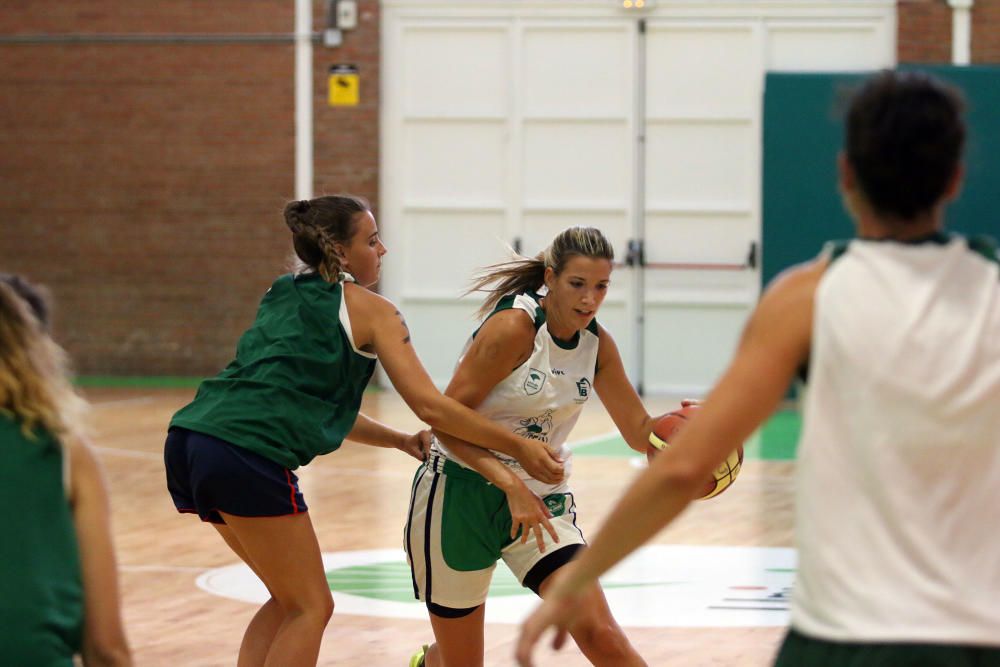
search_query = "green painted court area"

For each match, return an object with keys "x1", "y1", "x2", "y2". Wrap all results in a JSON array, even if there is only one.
[
  {"x1": 326, "y1": 561, "x2": 681, "y2": 601},
  {"x1": 327, "y1": 561, "x2": 452, "y2": 602},
  {"x1": 572, "y1": 410, "x2": 802, "y2": 462}
]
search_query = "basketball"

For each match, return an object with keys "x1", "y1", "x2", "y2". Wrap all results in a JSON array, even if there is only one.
[{"x1": 647, "y1": 405, "x2": 744, "y2": 500}]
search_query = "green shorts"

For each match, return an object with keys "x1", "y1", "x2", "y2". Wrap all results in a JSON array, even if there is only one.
[
  {"x1": 404, "y1": 454, "x2": 586, "y2": 609},
  {"x1": 775, "y1": 628, "x2": 1000, "y2": 667}
]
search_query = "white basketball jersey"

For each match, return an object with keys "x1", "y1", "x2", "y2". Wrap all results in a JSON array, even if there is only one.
[
  {"x1": 432, "y1": 288, "x2": 599, "y2": 496},
  {"x1": 792, "y1": 232, "x2": 1000, "y2": 645}
]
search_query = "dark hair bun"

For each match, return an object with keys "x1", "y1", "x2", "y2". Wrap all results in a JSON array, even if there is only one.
[{"x1": 284, "y1": 200, "x2": 312, "y2": 234}]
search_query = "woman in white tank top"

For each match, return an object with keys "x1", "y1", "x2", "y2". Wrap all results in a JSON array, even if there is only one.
[
  {"x1": 407, "y1": 227, "x2": 665, "y2": 667},
  {"x1": 516, "y1": 71, "x2": 1000, "y2": 667}
]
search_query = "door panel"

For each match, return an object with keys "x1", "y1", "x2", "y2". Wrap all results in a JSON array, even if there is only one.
[
  {"x1": 381, "y1": 2, "x2": 894, "y2": 392},
  {"x1": 403, "y1": 121, "x2": 507, "y2": 205},
  {"x1": 646, "y1": 26, "x2": 758, "y2": 117},
  {"x1": 521, "y1": 26, "x2": 633, "y2": 117},
  {"x1": 401, "y1": 27, "x2": 508, "y2": 116}
]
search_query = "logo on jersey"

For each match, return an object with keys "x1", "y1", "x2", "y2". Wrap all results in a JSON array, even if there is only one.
[
  {"x1": 543, "y1": 493, "x2": 567, "y2": 517},
  {"x1": 523, "y1": 368, "x2": 547, "y2": 395},
  {"x1": 575, "y1": 377, "x2": 592, "y2": 403},
  {"x1": 513, "y1": 410, "x2": 553, "y2": 442}
]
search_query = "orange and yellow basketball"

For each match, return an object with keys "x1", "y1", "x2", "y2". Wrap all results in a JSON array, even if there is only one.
[{"x1": 647, "y1": 405, "x2": 744, "y2": 500}]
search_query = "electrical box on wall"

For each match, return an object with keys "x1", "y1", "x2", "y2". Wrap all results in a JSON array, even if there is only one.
[
  {"x1": 337, "y1": 0, "x2": 358, "y2": 30},
  {"x1": 324, "y1": 1, "x2": 358, "y2": 47}
]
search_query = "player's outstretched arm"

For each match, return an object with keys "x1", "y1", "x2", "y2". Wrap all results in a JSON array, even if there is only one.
[
  {"x1": 514, "y1": 260, "x2": 823, "y2": 667},
  {"x1": 432, "y1": 308, "x2": 565, "y2": 483},
  {"x1": 592, "y1": 325, "x2": 656, "y2": 453},
  {"x1": 353, "y1": 288, "x2": 563, "y2": 484},
  {"x1": 345, "y1": 413, "x2": 430, "y2": 461}
]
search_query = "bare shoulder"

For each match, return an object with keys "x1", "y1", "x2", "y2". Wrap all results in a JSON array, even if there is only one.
[
  {"x1": 594, "y1": 322, "x2": 619, "y2": 354},
  {"x1": 66, "y1": 436, "x2": 98, "y2": 474},
  {"x1": 477, "y1": 308, "x2": 536, "y2": 342},
  {"x1": 342, "y1": 281, "x2": 400, "y2": 326},
  {"x1": 344, "y1": 284, "x2": 414, "y2": 352},
  {"x1": 468, "y1": 309, "x2": 536, "y2": 367},
  {"x1": 347, "y1": 283, "x2": 402, "y2": 316},
  {"x1": 760, "y1": 256, "x2": 829, "y2": 312},
  {"x1": 594, "y1": 322, "x2": 617, "y2": 343},
  {"x1": 740, "y1": 257, "x2": 829, "y2": 358},
  {"x1": 341, "y1": 280, "x2": 377, "y2": 311},
  {"x1": 65, "y1": 436, "x2": 105, "y2": 507}
]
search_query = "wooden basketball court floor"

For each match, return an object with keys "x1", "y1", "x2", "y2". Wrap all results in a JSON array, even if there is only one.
[{"x1": 87, "y1": 386, "x2": 795, "y2": 666}]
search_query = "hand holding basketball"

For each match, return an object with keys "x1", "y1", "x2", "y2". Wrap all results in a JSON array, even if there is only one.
[{"x1": 647, "y1": 404, "x2": 743, "y2": 500}]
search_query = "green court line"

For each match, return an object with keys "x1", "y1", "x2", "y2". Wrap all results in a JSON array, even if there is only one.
[
  {"x1": 572, "y1": 410, "x2": 802, "y2": 462},
  {"x1": 571, "y1": 436, "x2": 644, "y2": 459},
  {"x1": 755, "y1": 410, "x2": 801, "y2": 461}
]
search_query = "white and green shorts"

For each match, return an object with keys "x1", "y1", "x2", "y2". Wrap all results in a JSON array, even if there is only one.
[{"x1": 404, "y1": 454, "x2": 586, "y2": 610}]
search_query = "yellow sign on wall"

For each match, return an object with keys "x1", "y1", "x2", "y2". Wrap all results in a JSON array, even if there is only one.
[{"x1": 329, "y1": 64, "x2": 359, "y2": 107}]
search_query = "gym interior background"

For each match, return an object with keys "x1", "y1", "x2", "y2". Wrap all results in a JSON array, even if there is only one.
[{"x1": 2, "y1": 0, "x2": 999, "y2": 394}]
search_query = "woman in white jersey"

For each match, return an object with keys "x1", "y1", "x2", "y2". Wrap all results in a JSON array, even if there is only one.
[
  {"x1": 515, "y1": 70, "x2": 1000, "y2": 667},
  {"x1": 406, "y1": 227, "x2": 655, "y2": 667}
]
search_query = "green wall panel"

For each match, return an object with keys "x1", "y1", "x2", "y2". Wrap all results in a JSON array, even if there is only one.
[{"x1": 762, "y1": 66, "x2": 1000, "y2": 286}]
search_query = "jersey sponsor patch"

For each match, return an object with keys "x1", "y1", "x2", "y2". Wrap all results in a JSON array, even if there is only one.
[{"x1": 523, "y1": 368, "x2": 547, "y2": 395}]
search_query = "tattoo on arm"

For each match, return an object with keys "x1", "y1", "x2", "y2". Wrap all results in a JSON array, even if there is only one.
[{"x1": 394, "y1": 310, "x2": 411, "y2": 344}]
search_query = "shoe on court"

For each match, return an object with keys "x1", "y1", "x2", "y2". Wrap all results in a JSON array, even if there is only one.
[{"x1": 408, "y1": 644, "x2": 428, "y2": 667}]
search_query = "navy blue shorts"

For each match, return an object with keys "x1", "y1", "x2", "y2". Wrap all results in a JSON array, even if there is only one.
[{"x1": 164, "y1": 426, "x2": 307, "y2": 524}]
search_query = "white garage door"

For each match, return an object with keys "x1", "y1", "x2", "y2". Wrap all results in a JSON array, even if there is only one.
[{"x1": 380, "y1": 0, "x2": 894, "y2": 394}]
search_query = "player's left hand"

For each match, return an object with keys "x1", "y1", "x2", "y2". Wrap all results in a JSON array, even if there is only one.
[
  {"x1": 514, "y1": 567, "x2": 586, "y2": 667},
  {"x1": 399, "y1": 429, "x2": 432, "y2": 461}
]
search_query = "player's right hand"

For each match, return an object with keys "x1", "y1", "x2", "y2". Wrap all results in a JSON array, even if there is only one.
[
  {"x1": 506, "y1": 480, "x2": 560, "y2": 553},
  {"x1": 517, "y1": 440, "x2": 564, "y2": 485}
]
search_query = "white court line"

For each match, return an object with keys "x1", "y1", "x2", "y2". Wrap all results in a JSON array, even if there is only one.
[
  {"x1": 120, "y1": 564, "x2": 208, "y2": 574},
  {"x1": 92, "y1": 445, "x2": 415, "y2": 479},
  {"x1": 93, "y1": 446, "x2": 162, "y2": 461},
  {"x1": 91, "y1": 396, "x2": 155, "y2": 409}
]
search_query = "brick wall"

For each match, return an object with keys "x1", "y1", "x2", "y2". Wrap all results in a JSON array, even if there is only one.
[
  {"x1": 897, "y1": 0, "x2": 953, "y2": 63},
  {"x1": 972, "y1": 0, "x2": 1000, "y2": 62},
  {"x1": 898, "y1": 0, "x2": 1000, "y2": 64},
  {"x1": 2, "y1": 2, "x2": 994, "y2": 375},
  {"x1": 0, "y1": 1, "x2": 380, "y2": 375},
  {"x1": 315, "y1": 2, "x2": 381, "y2": 209}
]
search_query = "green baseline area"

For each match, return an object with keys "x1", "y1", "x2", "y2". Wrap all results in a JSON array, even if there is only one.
[{"x1": 571, "y1": 410, "x2": 801, "y2": 462}]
